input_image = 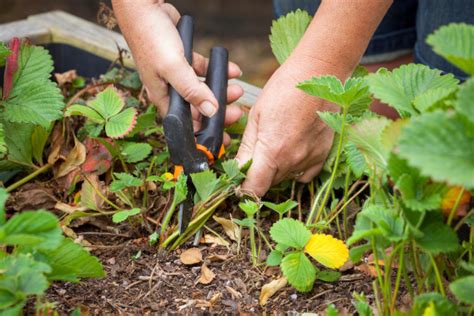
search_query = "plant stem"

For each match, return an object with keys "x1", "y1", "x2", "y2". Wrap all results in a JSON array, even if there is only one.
[
  {"x1": 306, "y1": 179, "x2": 330, "y2": 226},
  {"x1": 315, "y1": 106, "x2": 349, "y2": 223},
  {"x1": 160, "y1": 200, "x2": 177, "y2": 242},
  {"x1": 391, "y1": 243, "x2": 405, "y2": 313},
  {"x1": 447, "y1": 187, "x2": 465, "y2": 226},
  {"x1": 249, "y1": 221, "x2": 257, "y2": 266},
  {"x1": 6, "y1": 163, "x2": 52, "y2": 193},
  {"x1": 342, "y1": 170, "x2": 351, "y2": 239},
  {"x1": 429, "y1": 254, "x2": 446, "y2": 297}
]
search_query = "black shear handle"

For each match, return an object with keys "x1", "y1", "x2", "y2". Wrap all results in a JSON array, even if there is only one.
[
  {"x1": 196, "y1": 47, "x2": 228, "y2": 158},
  {"x1": 163, "y1": 15, "x2": 203, "y2": 170}
]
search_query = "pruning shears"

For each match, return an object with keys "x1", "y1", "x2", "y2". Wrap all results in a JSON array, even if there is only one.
[{"x1": 163, "y1": 15, "x2": 228, "y2": 234}]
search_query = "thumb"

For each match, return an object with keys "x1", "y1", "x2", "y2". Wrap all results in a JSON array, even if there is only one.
[{"x1": 165, "y1": 56, "x2": 218, "y2": 117}]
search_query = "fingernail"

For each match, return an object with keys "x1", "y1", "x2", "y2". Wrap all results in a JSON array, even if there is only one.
[{"x1": 200, "y1": 100, "x2": 217, "y2": 117}]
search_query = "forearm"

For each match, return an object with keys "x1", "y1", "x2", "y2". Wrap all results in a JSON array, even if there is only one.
[{"x1": 290, "y1": 0, "x2": 392, "y2": 79}]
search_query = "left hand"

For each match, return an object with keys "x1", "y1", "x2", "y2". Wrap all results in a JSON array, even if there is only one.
[{"x1": 236, "y1": 58, "x2": 337, "y2": 197}]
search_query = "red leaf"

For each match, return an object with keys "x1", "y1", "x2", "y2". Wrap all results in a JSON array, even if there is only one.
[
  {"x1": 82, "y1": 138, "x2": 113, "y2": 175},
  {"x1": 3, "y1": 37, "x2": 21, "y2": 100}
]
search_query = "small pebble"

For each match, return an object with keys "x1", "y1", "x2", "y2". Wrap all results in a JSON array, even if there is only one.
[{"x1": 290, "y1": 294, "x2": 298, "y2": 301}]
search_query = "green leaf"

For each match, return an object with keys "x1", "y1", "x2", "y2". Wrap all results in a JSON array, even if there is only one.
[
  {"x1": 3, "y1": 44, "x2": 64, "y2": 127},
  {"x1": 456, "y1": 77, "x2": 474, "y2": 122},
  {"x1": 353, "y1": 293, "x2": 373, "y2": 316},
  {"x1": 65, "y1": 105, "x2": 105, "y2": 123},
  {"x1": 398, "y1": 111, "x2": 474, "y2": 189},
  {"x1": 173, "y1": 174, "x2": 188, "y2": 205},
  {"x1": 415, "y1": 220, "x2": 459, "y2": 254},
  {"x1": 112, "y1": 208, "x2": 141, "y2": 223},
  {"x1": 2, "y1": 120, "x2": 34, "y2": 167},
  {"x1": 109, "y1": 172, "x2": 142, "y2": 192},
  {"x1": 317, "y1": 270, "x2": 341, "y2": 282},
  {"x1": 263, "y1": 199, "x2": 298, "y2": 217},
  {"x1": 233, "y1": 217, "x2": 256, "y2": 228},
  {"x1": 449, "y1": 276, "x2": 474, "y2": 304},
  {"x1": 347, "y1": 117, "x2": 390, "y2": 171},
  {"x1": 366, "y1": 64, "x2": 459, "y2": 117},
  {"x1": 396, "y1": 174, "x2": 443, "y2": 211},
  {"x1": 281, "y1": 252, "x2": 316, "y2": 292},
  {"x1": 298, "y1": 76, "x2": 371, "y2": 110},
  {"x1": 349, "y1": 243, "x2": 371, "y2": 263},
  {"x1": 31, "y1": 125, "x2": 50, "y2": 165},
  {"x1": 190, "y1": 169, "x2": 219, "y2": 202},
  {"x1": 412, "y1": 87, "x2": 456, "y2": 112},
  {"x1": 0, "y1": 188, "x2": 7, "y2": 225},
  {"x1": 345, "y1": 141, "x2": 367, "y2": 178},
  {"x1": 0, "y1": 122, "x2": 6, "y2": 159},
  {"x1": 427, "y1": 23, "x2": 474, "y2": 75},
  {"x1": 0, "y1": 42, "x2": 11, "y2": 66},
  {"x1": 266, "y1": 249, "x2": 283, "y2": 266},
  {"x1": 88, "y1": 87, "x2": 124, "y2": 119},
  {"x1": 0, "y1": 210, "x2": 62, "y2": 249},
  {"x1": 270, "y1": 218, "x2": 311, "y2": 249},
  {"x1": 411, "y1": 293, "x2": 457, "y2": 316},
  {"x1": 105, "y1": 107, "x2": 137, "y2": 139},
  {"x1": 325, "y1": 304, "x2": 340, "y2": 316},
  {"x1": 239, "y1": 200, "x2": 260, "y2": 218},
  {"x1": 318, "y1": 111, "x2": 343, "y2": 134},
  {"x1": 121, "y1": 142, "x2": 152, "y2": 163},
  {"x1": 269, "y1": 9, "x2": 311, "y2": 64},
  {"x1": 221, "y1": 159, "x2": 245, "y2": 183},
  {"x1": 41, "y1": 238, "x2": 105, "y2": 281},
  {"x1": 360, "y1": 205, "x2": 405, "y2": 242}
]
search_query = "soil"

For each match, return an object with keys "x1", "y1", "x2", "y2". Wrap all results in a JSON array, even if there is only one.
[{"x1": 40, "y1": 224, "x2": 377, "y2": 315}]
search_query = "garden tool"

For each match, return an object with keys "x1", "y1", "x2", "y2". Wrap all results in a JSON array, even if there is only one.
[{"x1": 162, "y1": 15, "x2": 228, "y2": 234}]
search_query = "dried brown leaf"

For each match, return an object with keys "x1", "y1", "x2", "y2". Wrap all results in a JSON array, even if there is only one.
[
  {"x1": 202, "y1": 234, "x2": 229, "y2": 247},
  {"x1": 213, "y1": 215, "x2": 241, "y2": 242},
  {"x1": 259, "y1": 277, "x2": 287, "y2": 306},
  {"x1": 198, "y1": 263, "x2": 215, "y2": 285},
  {"x1": 56, "y1": 136, "x2": 86, "y2": 178},
  {"x1": 54, "y1": 69, "x2": 77, "y2": 87},
  {"x1": 180, "y1": 248, "x2": 203, "y2": 265}
]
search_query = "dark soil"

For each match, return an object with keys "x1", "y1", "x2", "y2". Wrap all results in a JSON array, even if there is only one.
[{"x1": 43, "y1": 231, "x2": 376, "y2": 315}]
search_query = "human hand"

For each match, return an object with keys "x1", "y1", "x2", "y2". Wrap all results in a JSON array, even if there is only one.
[
  {"x1": 236, "y1": 58, "x2": 337, "y2": 196},
  {"x1": 112, "y1": 0, "x2": 244, "y2": 143}
]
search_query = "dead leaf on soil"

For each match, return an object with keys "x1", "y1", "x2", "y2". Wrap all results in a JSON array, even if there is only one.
[
  {"x1": 259, "y1": 276, "x2": 287, "y2": 306},
  {"x1": 198, "y1": 263, "x2": 215, "y2": 285},
  {"x1": 180, "y1": 248, "x2": 203, "y2": 265},
  {"x1": 56, "y1": 136, "x2": 86, "y2": 178},
  {"x1": 82, "y1": 138, "x2": 113, "y2": 175},
  {"x1": 355, "y1": 263, "x2": 380, "y2": 277},
  {"x1": 47, "y1": 123, "x2": 65, "y2": 165},
  {"x1": 55, "y1": 69, "x2": 77, "y2": 87},
  {"x1": 8, "y1": 186, "x2": 57, "y2": 211},
  {"x1": 55, "y1": 201, "x2": 88, "y2": 214},
  {"x1": 80, "y1": 174, "x2": 105, "y2": 211},
  {"x1": 213, "y1": 215, "x2": 241, "y2": 242},
  {"x1": 207, "y1": 254, "x2": 230, "y2": 262},
  {"x1": 202, "y1": 234, "x2": 230, "y2": 247},
  {"x1": 225, "y1": 286, "x2": 242, "y2": 300}
]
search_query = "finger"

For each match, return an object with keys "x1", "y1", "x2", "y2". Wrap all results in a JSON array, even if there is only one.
[
  {"x1": 235, "y1": 110, "x2": 258, "y2": 168},
  {"x1": 224, "y1": 104, "x2": 243, "y2": 126},
  {"x1": 193, "y1": 53, "x2": 242, "y2": 78},
  {"x1": 223, "y1": 132, "x2": 231, "y2": 146},
  {"x1": 227, "y1": 84, "x2": 244, "y2": 104},
  {"x1": 298, "y1": 164, "x2": 324, "y2": 183},
  {"x1": 241, "y1": 141, "x2": 279, "y2": 197},
  {"x1": 164, "y1": 57, "x2": 219, "y2": 117},
  {"x1": 159, "y1": 3, "x2": 181, "y2": 25}
]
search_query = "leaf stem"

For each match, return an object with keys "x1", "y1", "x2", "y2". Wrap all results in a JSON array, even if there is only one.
[
  {"x1": 447, "y1": 187, "x2": 465, "y2": 226},
  {"x1": 6, "y1": 163, "x2": 52, "y2": 193},
  {"x1": 429, "y1": 254, "x2": 446, "y2": 297}
]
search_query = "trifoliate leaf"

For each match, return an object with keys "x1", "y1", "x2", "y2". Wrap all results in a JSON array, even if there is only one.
[
  {"x1": 347, "y1": 117, "x2": 390, "y2": 171},
  {"x1": 298, "y1": 76, "x2": 371, "y2": 111},
  {"x1": 398, "y1": 111, "x2": 474, "y2": 189},
  {"x1": 415, "y1": 220, "x2": 459, "y2": 254},
  {"x1": 449, "y1": 276, "x2": 474, "y2": 304},
  {"x1": 456, "y1": 77, "x2": 474, "y2": 123},
  {"x1": 360, "y1": 205, "x2": 405, "y2": 242},
  {"x1": 109, "y1": 172, "x2": 142, "y2": 192},
  {"x1": 239, "y1": 200, "x2": 260, "y2": 218},
  {"x1": 304, "y1": 234, "x2": 349, "y2": 269},
  {"x1": 0, "y1": 42, "x2": 11, "y2": 66},
  {"x1": 3, "y1": 44, "x2": 64, "y2": 127},
  {"x1": 270, "y1": 218, "x2": 311, "y2": 249},
  {"x1": 269, "y1": 9, "x2": 311, "y2": 64},
  {"x1": 105, "y1": 107, "x2": 137, "y2": 139},
  {"x1": 396, "y1": 174, "x2": 444, "y2": 211},
  {"x1": 65, "y1": 105, "x2": 105, "y2": 124},
  {"x1": 112, "y1": 208, "x2": 141, "y2": 223},
  {"x1": 190, "y1": 169, "x2": 219, "y2": 202},
  {"x1": 281, "y1": 252, "x2": 316, "y2": 292},
  {"x1": 366, "y1": 64, "x2": 459, "y2": 117},
  {"x1": 121, "y1": 142, "x2": 152, "y2": 163},
  {"x1": 88, "y1": 87, "x2": 124, "y2": 119},
  {"x1": 0, "y1": 210, "x2": 62, "y2": 249},
  {"x1": 263, "y1": 199, "x2": 298, "y2": 217},
  {"x1": 41, "y1": 238, "x2": 105, "y2": 281},
  {"x1": 427, "y1": 23, "x2": 474, "y2": 75}
]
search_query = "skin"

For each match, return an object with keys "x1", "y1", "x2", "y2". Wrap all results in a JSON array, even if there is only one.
[{"x1": 112, "y1": 0, "x2": 392, "y2": 196}]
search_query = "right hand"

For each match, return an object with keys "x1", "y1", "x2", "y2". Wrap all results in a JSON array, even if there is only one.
[{"x1": 112, "y1": 0, "x2": 244, "y2": 140}]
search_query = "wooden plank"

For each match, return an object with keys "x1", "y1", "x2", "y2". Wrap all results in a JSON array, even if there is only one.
[{"x1": 2, "y1": 10, "x2": 262, "y2": 106}]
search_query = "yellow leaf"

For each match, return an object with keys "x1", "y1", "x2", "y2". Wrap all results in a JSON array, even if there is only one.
[
  {"x1": 259, "y1": 277, "x2": 287, "y2": 306},
  {"x1": 422, "y1": 302, "x2": 436, "y2": 316},
  {"x1": 304, "y1": 234, "x2": 349, "y2": 269},
  {"x1": 213, "y1": 215, "x2": 241, "y2": 242}
]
